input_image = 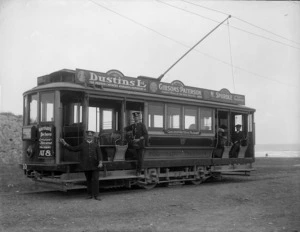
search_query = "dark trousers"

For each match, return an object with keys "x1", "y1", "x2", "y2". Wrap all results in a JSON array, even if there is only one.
[
  {"x1": 136, "y1": 149, "x2": 144, "y2": 172},
  {"x1": 229, "y1": 143, "x2": 240, "y2": 158},
  {"x1": 84, "y1": 170, "x2": 99, "y2": 197},
  {"x1": 213, "y1": 147, "x2": 224, "y2": 158}
]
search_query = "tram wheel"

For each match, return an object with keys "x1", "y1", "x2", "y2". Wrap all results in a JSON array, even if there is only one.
[
  {"x1": 138, "y1": 182, "x2": 157, "y2": 190},
  {"x1": 160, "y1": 182, "x2": 169, "y2": 187},
  {"x1": 191, "y1": 179, "x2": 203, "y2": 185}
]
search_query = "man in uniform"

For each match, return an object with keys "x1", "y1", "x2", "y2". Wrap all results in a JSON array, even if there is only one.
[
  {"x1": 230, "y1": 124, "x2": 246, "y2": 158},
  {"x1": 60, "y1": 131, "x2": 103, "y2": 200},
  {"x1": 125, "y1": 111, "x2": 148, "y2": 174}
]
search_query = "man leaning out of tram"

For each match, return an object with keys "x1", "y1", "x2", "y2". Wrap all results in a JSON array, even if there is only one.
[
  {"x1": 124, "y1": 111, "x2": 148, "y2": 175},
  {"x1": 213, "y1": 127, "x2": 226, "y2": 158},
  {"x1": 229, "y1": 124, "x2": 246, "y2": 158}
]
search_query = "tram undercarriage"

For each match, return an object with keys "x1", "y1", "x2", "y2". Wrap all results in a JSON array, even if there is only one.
[{"x1": 21, "y1": 159, "x2": 254, "y2": 192}]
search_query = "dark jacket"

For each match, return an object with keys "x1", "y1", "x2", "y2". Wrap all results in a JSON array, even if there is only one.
[
  {"x1": 231, "y1": 131, "x2": 245, "y2": 144},
  {"x1": 214, "y1": 132, "x2": 225, "y2": 149},
  {"x1": 65, "y1": 140, "x2": 102, "y2": 171},
  {"x1": 125, "y1": 122, "x2": 148, "y2": 148}
]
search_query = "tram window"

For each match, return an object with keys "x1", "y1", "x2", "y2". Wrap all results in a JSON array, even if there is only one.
[
  {"x1": 184, "y1": 107, "x2": 197, "y2": 130},
  {"x1": 102, "y1": 109, "x2": 113, "y2": 130},
  {"x1": 40, "y1": 92, "x2": 54, "y2": 122},
  {"x1": 200, "y1": 108, "x2": 213, "y2": 132},
  {"x1": 148, "y1": 103, "x2": 164, "y2": 129},
  {"x1": 24, "y1": 96, "x2": 28, "y2": 125},
  {"x1": 29, "y1": 94, "x2": 38, "y2": 124},
  {"x1": 248, "y1": 114, "x2": 253, "y2": 132},
  {"x1": 167, "y1": 104, "x2": 181, "y2": 129},
  {"x1": 73, "y1": 104, "x2": 82, "y2": 123},
  {"x1": 234, "y1": 115, "x2": 243, "y2": 130},
  {"x1": 88, "y1": 107, "x2": 100, "y2": 132}
]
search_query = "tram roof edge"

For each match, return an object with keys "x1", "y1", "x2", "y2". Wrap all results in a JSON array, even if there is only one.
[{"x1": 33, "y1": 68, "x2": 248, "y2": 106}]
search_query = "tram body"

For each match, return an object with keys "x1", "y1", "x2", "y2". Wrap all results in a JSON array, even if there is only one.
[{"x1": 21, "y1": 68, "x2": 255, "y2": 190}]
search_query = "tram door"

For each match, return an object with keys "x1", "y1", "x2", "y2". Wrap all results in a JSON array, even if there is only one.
[
  {"x1": 125, "y1": 101, "x2": 145, "y2": 126},
  {"x1": 230, "y1": 112, "x2": 253, "y2": 153},
  {"x1": 88, "y1": 98, "x2": 123, "y2": 161},
  {"x1": 229, "y1": 112, "x2": 254, "y2": 157},
  {"x1": 230, "y1": 113, "x2": 248, "y2": 138},
  {"x1": 61, "y1": 91, "x2": 84, "y2": 162},
  {"x1": 124, "y1": 101, "x2": 145, "y2": 159}
]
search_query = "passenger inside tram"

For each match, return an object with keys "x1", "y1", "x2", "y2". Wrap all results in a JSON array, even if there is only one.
[
  {"x1": 229, "y1": 124, "x2": 246, "y2": 158},
  {"x1": 212, "y1": 127, "x2": 227, "y2": 158}
]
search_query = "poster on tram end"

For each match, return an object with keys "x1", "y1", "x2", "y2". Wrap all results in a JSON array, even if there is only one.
[{"x1": 37, "y1": 125, "x2": 55, "y2": 158}]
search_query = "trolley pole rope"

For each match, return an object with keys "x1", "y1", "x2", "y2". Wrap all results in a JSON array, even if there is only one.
[{"x1": 157, "y1": 15, "x2": 231, "y2": 81}]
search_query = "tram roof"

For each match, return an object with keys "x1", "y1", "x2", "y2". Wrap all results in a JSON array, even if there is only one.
[{"x1": 24, "y1": 69, "x2": 255, "y2": 112}]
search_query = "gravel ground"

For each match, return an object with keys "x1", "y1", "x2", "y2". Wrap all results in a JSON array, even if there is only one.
[{"x1": 1, "y1": 157, "x2": 300, "y2": 232}]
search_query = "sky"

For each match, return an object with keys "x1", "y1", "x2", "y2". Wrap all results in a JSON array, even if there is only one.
[{"x1": 0, "y1": 0, "x2": 299, "y2": 145}]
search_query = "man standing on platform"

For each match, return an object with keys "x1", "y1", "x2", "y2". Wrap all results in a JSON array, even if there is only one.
[
  {"x1": 230, "y1": 124, "x2": 246, "y2": 158},
  {"x1": 125, "y1": 112, "x2": 148, "y2": 174}
]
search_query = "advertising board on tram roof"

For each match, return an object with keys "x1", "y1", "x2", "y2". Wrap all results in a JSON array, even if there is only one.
[{"x1": 75, "y1": 69, "x2": 245, "y2": 105}]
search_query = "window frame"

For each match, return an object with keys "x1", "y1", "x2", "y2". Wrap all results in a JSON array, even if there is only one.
[
  {"x1": 184, "y1": 106, "x2": 198, "y2": 130},
  {"x1": 148, "y1": 102, "x2": 164, "y2": 131},
  {"x1": 29, "y1": 93, "x2": 38, "y2": 125},
  {"x1": 166, "y1": 103, "x2": 182, "y2": 130},
  {"x1": 147, "y1": 102, "x2": 215, "y2": 134},
  {"x1": 40, "y1": 91, "x2": 55, "y2": 123},
  {"x1": 199, "y1": 107, "x2": 214, "y2": 133},
  {"x1": 101, "y1": 108, "x2": 114, "y2": 132}
]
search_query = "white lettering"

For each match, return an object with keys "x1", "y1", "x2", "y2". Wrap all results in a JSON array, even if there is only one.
[
  {"x1": 90, "y1": 73, "x2": 98, "y2": 81},
  {"x1": 159, "y1": 83, "x2": 179, "y2": 92},
  {"x1": 106, "y1": 77, "x2": 113, "y2": 83},
  {"x1": 87, "y1": 72, "x2": 148, "y2": 89},
  {"x1": 99, "y1": 75, "x2": 106, "y2": 82},
  {"x1": 40, "y1": 132, "x2": 52, "y2": 137},
  {"x1": 137, "y1": 80, "x2": 146, "y2": 88},
  {"x1": 216, "y1": 92, "x2": 233, "y2": 100},
  {"x1": 122, "y1": 79, "x2": 129, "y2": 85},
  {"x1": 39, "y1": 127, "x2": 52, "y2": 132}
]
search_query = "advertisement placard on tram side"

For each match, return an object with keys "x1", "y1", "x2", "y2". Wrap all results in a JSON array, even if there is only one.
[
  {"x1": 149, "y1": 80, "x2": 203, "y2": 99},
  {"x1": 38, "y1": 125, "x2": 55, "y2": 158},
  {"x1": 75, "y1": 69, "x2": 245, "y2": 105}
]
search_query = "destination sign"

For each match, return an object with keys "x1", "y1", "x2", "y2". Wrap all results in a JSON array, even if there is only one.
[{"x1": 75, "y1": 69, "x2": 245, "y2": 105}]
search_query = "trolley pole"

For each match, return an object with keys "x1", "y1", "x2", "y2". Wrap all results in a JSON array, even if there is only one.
[{"x1": 157, "y1": 15, "x2": 231, "y2": 81}]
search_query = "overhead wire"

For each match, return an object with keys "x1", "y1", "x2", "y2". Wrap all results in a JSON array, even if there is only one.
[
  {"x1": 87, "y1": 0, "x2": 179, "y2": 44},
  {"x1": 234, "y1": 17, "x2": 300, "y2": 46},
  {"x1": 157, "y1": 0, "x2": 300, "y2": 50},
  {"x1": 87, "y1": 0, "x2": 297, "y2": 87},
  {"x1": 227, "y1": 19, "x2": 236, "y2": 92},
  {"x1": 181, "y1": 0, "x2": 300, "y2": 47}
]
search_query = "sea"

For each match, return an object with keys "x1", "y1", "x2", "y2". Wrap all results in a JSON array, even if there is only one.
[{"x1": 255, "y1": 144, "x2": 300, "y2": 158}]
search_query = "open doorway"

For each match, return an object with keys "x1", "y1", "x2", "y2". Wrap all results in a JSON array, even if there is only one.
[
  {"x1": 216, "y1": 110, "x2": 229, "y2": 141},
  {"x1": 125, "y1": 101, "x2": 145, "y2": 126}
]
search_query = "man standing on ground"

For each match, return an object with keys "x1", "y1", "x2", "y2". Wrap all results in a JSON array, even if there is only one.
[{"x1": 60, "y1": 131, "x2": 103, "y2": 200}]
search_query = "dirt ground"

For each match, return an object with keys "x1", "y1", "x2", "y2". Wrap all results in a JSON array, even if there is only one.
[{"x1": 1, "y1": 157, "x2": 300, "y2": 232}]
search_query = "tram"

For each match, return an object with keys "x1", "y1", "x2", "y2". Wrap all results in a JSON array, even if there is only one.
[{"x1": 20, "y1": 68, "x2": 255, "y2": 191}]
